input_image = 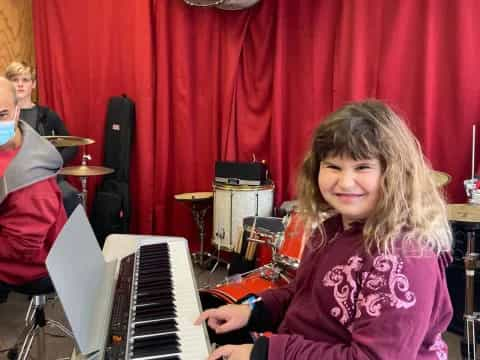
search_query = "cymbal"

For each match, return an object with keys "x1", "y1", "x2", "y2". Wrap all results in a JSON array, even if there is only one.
[
  {"x1": 447, "y1": 203, "x2": 480, "y2": 223},
  {"x1": 44, "y1": 135, "x2": 95, "y2": 147},
  {"x1": 59, "y1": 165, "x2": 114, "y2": 177},
  {"x1": 431, "y1": 170, "x2": 451, "y2": 188},
  {"x1": 174, "y1": 192, "x2": 213, "y2": 202}
]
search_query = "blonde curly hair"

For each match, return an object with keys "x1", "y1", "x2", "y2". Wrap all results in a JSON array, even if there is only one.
[{"x1": 297, "y1": 99, "x2": 452, "y2": 254}]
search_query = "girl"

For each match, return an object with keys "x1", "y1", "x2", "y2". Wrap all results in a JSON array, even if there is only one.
[{"x1": 195, "y1": 100, "x2": 453, "y2": 359}]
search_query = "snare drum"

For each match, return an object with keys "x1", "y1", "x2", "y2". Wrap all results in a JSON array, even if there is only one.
[{"x1": 213, "y1": 183, "x2": 274, "y2": 251}]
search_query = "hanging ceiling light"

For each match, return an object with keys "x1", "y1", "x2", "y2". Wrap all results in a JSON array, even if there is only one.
[
  {"x1": 183, "y1": 0, "x2": 261, "y2": 10},
  {"x1": 215, "y1": 0, "x2": 260, "y2": 10},
  {"x1": 183, "y1": 0, "x2": 224, "y2": 6}
]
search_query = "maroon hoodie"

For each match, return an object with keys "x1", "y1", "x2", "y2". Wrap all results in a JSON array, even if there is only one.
[
  {"x1": 0, "y1": 121, "x2": 66, "y2": 285},
  {"x1": 259, "y1": 215, "x2": 453, "y2": 360}
]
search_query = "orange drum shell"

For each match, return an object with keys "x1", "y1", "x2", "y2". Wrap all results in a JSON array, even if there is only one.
[
  {"x1": 278, "y1": 212, "x2": 305, "y2": 260},
  {"x1": 201, "y1": 269, "x2": 289, "y2": 304},
  {"x1": 256, "y1": 212, "x2": 307, "y2": 266}
]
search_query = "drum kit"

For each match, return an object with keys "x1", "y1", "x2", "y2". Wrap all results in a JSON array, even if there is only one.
[
  {"x1": 200, "y1": 211, "x2": 305, "y2": 316},
  {"x1": 44, "y1": 135, "x2": 114, "y2": 207}
]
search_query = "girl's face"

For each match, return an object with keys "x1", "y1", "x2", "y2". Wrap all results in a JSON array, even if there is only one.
[{"x1": 318, "y1": 155, "x2": 382, "y2": 228}]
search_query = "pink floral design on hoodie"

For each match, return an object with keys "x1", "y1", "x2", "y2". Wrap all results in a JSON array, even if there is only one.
[{"x1": 323, "y1": 254, "x2": 416, "y2": 331}]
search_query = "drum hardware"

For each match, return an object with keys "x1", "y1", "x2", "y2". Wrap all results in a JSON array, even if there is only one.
[
  {"x1": 208, "y1": 263, "x2": 290, "y2": 292},
  {"x1": 242, "y1": 263, "x2": 291, "y2": 283},
  {"x1": 465, "y1": 313, "x2": 480, "y2": 360},
  {"x1": 241, "y1": 217, "x2": 258, "y2": 261},
  {"x1": 464, "y1": 124, "x2": 480, "y2": 204},
  {"x1": 244, "y1": 227, "x2": 280, "y2": 261},
  {"x1": 58, "y1": 143, "x2": 114, "y2": 208},
  {"x1": 464, "y1": 252, "x2": 480, "y2": 359},
  {"x1": 242, "y1": 216, "x2": 284, "y2": 263},
  {"x1": 174, "y1": 192, "x2": 217, "y2": 267},
  {"x1": 272, "y1": 254, "x2": 300, "y2": 270},
  {"x1": 245, "y1": 226, "x2": 300, "y2": 276}
]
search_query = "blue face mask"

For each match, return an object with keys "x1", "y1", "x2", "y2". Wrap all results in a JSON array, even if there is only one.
[{"x1": 0, "y1": 120, "x2": 16, "y2": 146}]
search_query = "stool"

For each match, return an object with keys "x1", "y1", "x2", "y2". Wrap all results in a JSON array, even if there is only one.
[{"x1": 0, "y1": 278, "x2": 73, "y2": 360}]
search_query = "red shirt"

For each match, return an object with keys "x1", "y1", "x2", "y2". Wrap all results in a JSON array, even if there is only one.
[{"x1": 0, "y1": 147, "x2": 19, "y2": 177}]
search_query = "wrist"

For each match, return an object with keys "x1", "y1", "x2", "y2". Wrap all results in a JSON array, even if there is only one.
[{"x1": 242, "y1": 295, "x2": 261, "y2": 311}]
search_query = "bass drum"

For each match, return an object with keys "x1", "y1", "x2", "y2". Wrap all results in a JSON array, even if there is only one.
[
  {"x1": 213, "y1": 183, "x2": 274, "y2": 252},
  {"x1": 199, "y1": 266, "x2": 289, "y2": 345}
]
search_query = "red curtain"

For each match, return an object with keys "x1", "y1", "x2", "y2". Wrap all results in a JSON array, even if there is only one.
[
  {"x1": 33, "y1": 0, "x2": 156, "y2": 233},
  {"x1": 33, "y1": 0, "x2": 480, "y2": 250}
]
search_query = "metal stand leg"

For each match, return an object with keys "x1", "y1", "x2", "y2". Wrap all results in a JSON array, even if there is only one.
[
  {"x1": 78, "y1": 150, "x2": 91, "y2": 209},
  {"x1": 463, "y1": 230, "x2": 480, "y2": 359},
  {"x1": 8, "y1": 295, "x2": 74, "y2": 360},
  {"x1": 79, "y1": 176, "x2": 88, "y2": 208},
  {"x1": 191, "y1": 203, "x2": 211, "y2": 266}
]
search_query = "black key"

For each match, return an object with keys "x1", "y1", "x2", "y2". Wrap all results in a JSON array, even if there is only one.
[
  {"x1": 134, "y1": 308, "x2": 176, "y2": 322},
  {"x1": 135, "y1": 299, "x2": 174, "y2": 310},
  {"x1": 133, "y1": 344, "x2": 179, "y2": 358},
  {"x1": 134, "y1": 319, "x2": 178, "y2": 336},
  {"x1": 135, "y1": 303, "x2": 176, "y2": 315}
]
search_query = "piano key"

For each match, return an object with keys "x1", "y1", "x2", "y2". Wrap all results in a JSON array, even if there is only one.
[
  {"x1": 135, "y1": 301, "x2": 175, "y2": 312},
  {"x1": 134, "y1": 309, "x2": 176, "y2": 322},
  {"x1": 134, "y1": 318, "x2": 177, "y2": 334}
]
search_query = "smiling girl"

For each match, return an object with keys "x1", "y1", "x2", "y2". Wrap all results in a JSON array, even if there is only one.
[{"x1": 196, "y1": 100, "x2": 453, "y2": 360}]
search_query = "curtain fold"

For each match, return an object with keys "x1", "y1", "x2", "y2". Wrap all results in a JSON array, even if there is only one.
[
  {"x1": 33, "y1": 0, "x2": 156, "y2": 233},
  {"x1": 33, "y1": 0, "x2": 480, "y2": 253}
]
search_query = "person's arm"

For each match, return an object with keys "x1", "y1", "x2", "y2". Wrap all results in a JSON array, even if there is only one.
[
  {"x1": 248, "y1": 237, "x2": 316, "y2": 332},
  {"x1": 263, "y1": 254, "x2": 452, "y2": 360},
  {"x1": 0, "y1": 179, "x2": 63, "y2": 263},
  {"x1": 247, "y1": 277, "x2": 298, "y2": 332},
  {"x1": 46, "y1": 109, "x2": 78, "y2": 164}
]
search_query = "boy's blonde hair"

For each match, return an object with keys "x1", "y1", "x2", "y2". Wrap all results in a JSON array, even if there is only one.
[
  {"x1": 4, "y1": 61, "x2": 36, "y2": 81},
  {"x1": 297, "y1": 99, "x2": 452, "y2": 254}
]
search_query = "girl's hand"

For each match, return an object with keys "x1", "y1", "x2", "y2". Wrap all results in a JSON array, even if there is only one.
[
  {"x1": 194, "y1": 304, "x2": 251, "y2": 333},
  {"x1": 207, "y1": 344, "x2": 253, "y2": 360}
]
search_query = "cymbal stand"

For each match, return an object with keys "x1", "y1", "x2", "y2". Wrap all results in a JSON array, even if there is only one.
[
  {"x1": 464, "y1": 230, "x2": 480, "y2": 359},
  {"x1": 78, "y1": 148, "x2": 91, "y2": 208},
  {"x1": 190, "y1": 201, "x2": 212, "y2": 266}
]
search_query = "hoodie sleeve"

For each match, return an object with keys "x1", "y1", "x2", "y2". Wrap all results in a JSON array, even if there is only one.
[
  {"x1": 0, "y1": 178, "x2": 63, "y2": 264},
  {"x1": 252, "y1": 277, "x2": 298, "y2": 331},
  {"x1": 266, "y1": 253, "x2": 453, "y2": 360}
]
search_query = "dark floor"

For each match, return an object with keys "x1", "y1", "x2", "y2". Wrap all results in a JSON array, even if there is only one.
[{"x1": 0, "y1": 262, "x2": 464, "y2": 360}]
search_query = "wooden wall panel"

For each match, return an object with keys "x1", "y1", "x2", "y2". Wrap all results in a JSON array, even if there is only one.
[{"x1": 0, "y1": 0, "x2": 34, "y2": 77}]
